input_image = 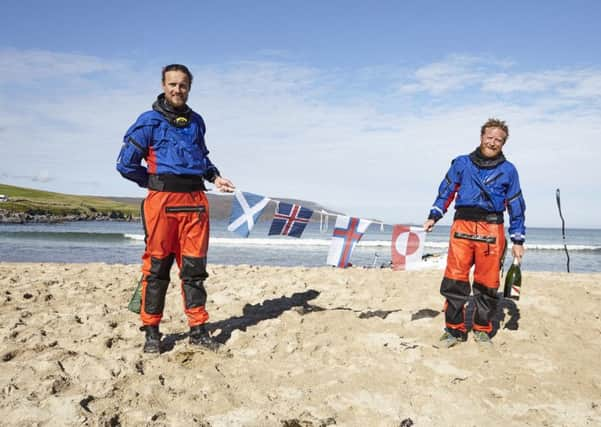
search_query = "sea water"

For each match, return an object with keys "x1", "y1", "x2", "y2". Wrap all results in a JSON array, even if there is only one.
[{"x1": 0, "y1": 220, "x2": 599, "y2": 273}]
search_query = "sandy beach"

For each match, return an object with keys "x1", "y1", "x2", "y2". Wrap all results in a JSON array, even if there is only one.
[{"x1": 1, "y1": 262, "x2": 600, "y2": 426}]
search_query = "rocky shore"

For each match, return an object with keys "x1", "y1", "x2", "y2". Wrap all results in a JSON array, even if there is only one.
[{"x1": 0, "y1": 209, "x2": 136, "y2": 224}]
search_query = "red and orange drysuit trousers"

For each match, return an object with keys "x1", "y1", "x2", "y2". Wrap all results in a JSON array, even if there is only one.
[
  {"x1": 139, "y1": 190, "x2": 210, "y2": 327},
  {"x1": 441, "y1": 219, "x2": 506, "y2": 334}
]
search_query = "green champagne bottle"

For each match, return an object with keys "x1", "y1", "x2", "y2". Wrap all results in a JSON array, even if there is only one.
[{"x1": 503, "y1": 258, "x2": 522, "y2": 300}]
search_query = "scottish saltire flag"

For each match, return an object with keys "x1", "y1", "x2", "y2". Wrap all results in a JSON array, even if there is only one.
[
  {"x1": 327, "y1": 216, "x2": 372, "y2": 268},
  {"x1": 268, "y1": 202, "x2": 313, "y2": 238},
  {"x1": 227, "y1": 191, "x2": 270, "y2": 237},
  {"x1": 391, "y1": 225, "x2": 425, "y2": 271}
]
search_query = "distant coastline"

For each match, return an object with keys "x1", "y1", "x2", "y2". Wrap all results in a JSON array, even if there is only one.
[
  {"x1": 0, "y1": 209, "x2": 135, "y2": 224},
  {"x1": 0, "y1": 183, "x2": 334, "y2": 224}
]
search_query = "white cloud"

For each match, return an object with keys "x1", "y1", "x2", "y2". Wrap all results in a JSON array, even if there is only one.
[
  {"x1": 482, "y1": 71, "x2": 565, "y2": 93},
  {"x1": 397, "y1": 54, "x2": 509, "y2": 95},
  {"x1": 0, "y1": 48, "x2": 123, "y2": 82},
  {"x1": 398, "y1": 55, "x2": 601, "y2": 109},
  {"x1": 558, "y1": 73, "x2": 601, "y2": 99},
  {"x1": 482, "y1": 69, "x2": 601, "y2": 100}
]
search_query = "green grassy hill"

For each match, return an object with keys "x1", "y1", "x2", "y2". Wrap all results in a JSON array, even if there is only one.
[{"x1": 0, "y1": 183, "x2": 138, "y2": 219}]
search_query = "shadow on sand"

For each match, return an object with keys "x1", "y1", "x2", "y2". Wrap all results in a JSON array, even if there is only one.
[
  {"x1": 158, "y1": 289, "x2": 320, "y2": 351},
  {"x1": 156, "y1": 291, "x2": 517, "y2": 351},
  {"x1": 463, "y1": 294, "x2": 521, "y2": 338},
  {"x1": 206, "y1": 289, "x2": 321, "y2": 344}
]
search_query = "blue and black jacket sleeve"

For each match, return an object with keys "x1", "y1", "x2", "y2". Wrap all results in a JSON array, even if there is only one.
[
  {"x1": 116, "y1": 118, "x2": 153, "y2": 188},
  {"x1": 428, "y1": 157, "x2": 462, "y2": 222},
  {"x1": 194, "y1": 114, "x2": 221, "y2": 183},
  {"x1": 506, "y1": 166, "x2": 526, "y2": 244}
]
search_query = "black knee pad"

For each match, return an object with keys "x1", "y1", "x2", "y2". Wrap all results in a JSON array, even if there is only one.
[
  {"x1": 149, "y1": 254, "x2": 175, "y2": 280},
  {"x1": 180, "y1": 256, "x2": 208, "y2": 280},
  {"x1": 144, "y1": 255, "x2": 174, "y2": 314},
  {"x1": 181, "y1": 256, "x2": 209, "y2": 309},
  {"x1": 473, "y1": 282, "x2": 500, "y2": 324},
  {"x1": 473, "y1": 282, "x2": 499, "y2": 299},
  {"x1": 441, "y1": 277, "x2": 470, "y2": 310}
]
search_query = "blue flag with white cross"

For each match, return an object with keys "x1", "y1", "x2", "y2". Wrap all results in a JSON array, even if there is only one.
[{"x1": 227, "y1": 190, "x2": 270, "y2": 237}]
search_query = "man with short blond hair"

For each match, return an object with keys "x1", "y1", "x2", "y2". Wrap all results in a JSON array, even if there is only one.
[
  {"x1": 424, "y1": 118, "x2": 526, "y2": 347},
  {"x1": 480, "y1": 118, "x2": 509, "y2": 138}
]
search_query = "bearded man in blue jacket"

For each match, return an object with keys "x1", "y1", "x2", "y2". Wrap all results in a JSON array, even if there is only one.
[
  {"x1": 117, "y1": 64, "x2": 235, "y2": 353},
  {"x1": 423, "y1": 118, "x2": 526, "y2": 347}
]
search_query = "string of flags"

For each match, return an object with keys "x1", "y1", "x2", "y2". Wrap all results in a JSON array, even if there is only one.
[{"x1": 226, "y1": 190, "x2": 426, "y2": 270}]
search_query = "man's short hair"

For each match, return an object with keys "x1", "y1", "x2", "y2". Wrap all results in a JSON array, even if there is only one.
[
  {"x1": 481, "y1": 118, "x2": 509, "y2": 141},
  {"x1": 162, "y1": 64, "x2": 193, "y2": 86}
]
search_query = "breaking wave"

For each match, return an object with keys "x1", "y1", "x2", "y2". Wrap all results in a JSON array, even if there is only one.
[{"x1": 1, "y1": 231, "x2": 599, "y2": 252}]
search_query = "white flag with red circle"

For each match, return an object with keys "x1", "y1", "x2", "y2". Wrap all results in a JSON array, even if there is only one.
[{"x1": 391, "y1": 225, "x2": 425, "y2": 271}]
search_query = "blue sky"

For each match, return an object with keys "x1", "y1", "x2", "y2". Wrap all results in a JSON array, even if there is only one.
[{"x1": 1, "y1": 1, "x2": 600, "y2": 228}]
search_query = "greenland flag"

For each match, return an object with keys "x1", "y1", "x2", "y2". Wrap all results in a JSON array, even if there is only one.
[{"x1": 391, "y1": 225, "x2": 425, "y2": 270}]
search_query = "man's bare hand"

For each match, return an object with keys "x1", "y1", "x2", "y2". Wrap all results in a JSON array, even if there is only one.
[
  {"x1": 423, "y1": 219, "x2": 435, "y2": 232},
  {"x1": 214, "y1": 176, "x2": 235, "y2": 193},
  {"x1": 512, "y1": 244, "x2": 525, "y2": 262}
]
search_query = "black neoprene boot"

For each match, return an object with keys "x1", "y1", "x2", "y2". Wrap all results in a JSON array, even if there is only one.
[
  {"x1": 189, "y1": 324, "x2": 221, "y2": 351},
  {"x1": 143, "y1": 325, "x2": 161, "y2": 353}
]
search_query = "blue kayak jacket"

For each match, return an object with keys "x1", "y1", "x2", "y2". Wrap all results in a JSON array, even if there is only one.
[
  {"x1": 116, "y1": 110, "x2": 219, "y2": 188},
  {"x1": 428, "y1": 152, "x2": 526, "y2": 244}
]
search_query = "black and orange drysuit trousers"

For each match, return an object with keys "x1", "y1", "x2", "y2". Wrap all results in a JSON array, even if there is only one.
[
  {"x1": 139, "y1": 190, "x2": 210, "y2": 327},
  {"x1": 442, "y1": 219, "x2": 506, "y2": 334}
]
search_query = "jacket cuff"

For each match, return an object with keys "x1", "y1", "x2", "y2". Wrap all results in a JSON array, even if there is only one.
[
  {"x1": 204, "y1": 168, "x2": 220, "y2": 183},
  {"x1": 428, "y1": 211, "x2": 442, "y2": 222},
  {"x1": 510, "y1": 232, "x2": 525, "y2": 245}
]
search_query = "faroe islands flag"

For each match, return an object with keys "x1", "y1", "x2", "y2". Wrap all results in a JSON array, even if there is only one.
[{"x1": 326, "y1": 216, "x2": 372, "y2": 268}]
